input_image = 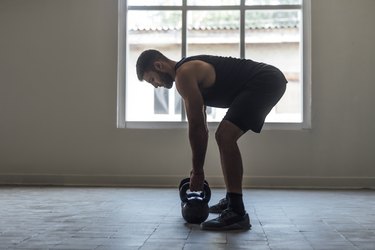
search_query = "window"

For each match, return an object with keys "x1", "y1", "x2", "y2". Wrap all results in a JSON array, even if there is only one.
[{"x1": 117, "y1": 0, "x2": 311, "y2": 129}]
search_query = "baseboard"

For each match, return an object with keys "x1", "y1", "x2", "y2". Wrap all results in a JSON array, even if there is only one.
[{"x1": 0, "y1": 174, "x2": 374, "y2": 189}]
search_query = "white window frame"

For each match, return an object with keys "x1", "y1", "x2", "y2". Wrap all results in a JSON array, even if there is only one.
[{"x1": 117, "y1": 0, "x2": 311, "y2": 130}]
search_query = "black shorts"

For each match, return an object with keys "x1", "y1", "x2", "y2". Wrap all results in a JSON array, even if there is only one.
[{"x1": 223, "y1": 67, "x2": 287, "y2": 133}]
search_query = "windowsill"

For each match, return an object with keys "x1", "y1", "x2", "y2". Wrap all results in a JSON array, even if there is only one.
[{"x1": 123, "y1": 121, "x2": 310, "y2": 130}]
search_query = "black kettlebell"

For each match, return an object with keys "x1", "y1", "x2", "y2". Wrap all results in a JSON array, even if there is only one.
[{"x1": 178, "y1": 178, "x2": 211, "y2": 224}]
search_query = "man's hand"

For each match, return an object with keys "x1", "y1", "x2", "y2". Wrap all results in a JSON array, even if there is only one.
[{"x1": 189, "y1": 170, "x2": 205, "y2": 191}]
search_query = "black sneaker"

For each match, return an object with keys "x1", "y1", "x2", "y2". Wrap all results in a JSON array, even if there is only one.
[
  {"x1": 201, "y1": 208, "x2": 251, "y2": 231},
  {"x1": 209, "y1": 198, "x2": 229, "y2": 214}
]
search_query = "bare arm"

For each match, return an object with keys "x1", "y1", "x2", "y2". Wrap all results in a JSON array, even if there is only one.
[{"x1": 175, "y1": 68, "x2": 208, "y2": 191}]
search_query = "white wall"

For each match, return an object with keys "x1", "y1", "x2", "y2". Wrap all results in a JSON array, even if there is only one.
[{"x1": 0, "y1": 0, "x2": 374, "y2": 188}]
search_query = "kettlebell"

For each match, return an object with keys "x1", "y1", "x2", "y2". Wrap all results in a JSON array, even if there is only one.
[{"x1": 178, "y1": 178, "x2": 211, "y2": 224}]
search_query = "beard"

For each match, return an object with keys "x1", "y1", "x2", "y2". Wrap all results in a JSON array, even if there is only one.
[{"x1": 159, "y1": 72, "x2": 174, "y2": 89}]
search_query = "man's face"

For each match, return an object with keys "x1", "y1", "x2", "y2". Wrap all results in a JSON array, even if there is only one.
[{"x1": 143, "y1": 70, "x2": 174, "y2": 89}]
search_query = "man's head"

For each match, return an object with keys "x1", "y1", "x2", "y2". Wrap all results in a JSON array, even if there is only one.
[{"x1": 136, "y1": 49, "x2": 174, "y2": 89}]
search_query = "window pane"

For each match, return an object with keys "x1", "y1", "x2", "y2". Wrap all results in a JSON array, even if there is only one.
[
  {"x1": 188, "y1": 0, "x2": 240, "y2": 5},
  {"x1": 245, "y1": 10, "x2": 302, "y2": 122},
  {"x1": 187, "y1": 10, "x2": 241, "y2": 122},
  {"x1": 187, "y1": 11, "x2": 240, "y2": 56},
  {"x1": 127, "y1": 11, "x2": 182, "y2": 121},
  {"x1": 154, "y1": 88, "x2": 169, "y2": 114},
  {"x1": 246, "y1": 0, "x2": 301, "y2": 5},
  {"x1": 128, "y1": 0, "x2": 181, "y2": 6}
]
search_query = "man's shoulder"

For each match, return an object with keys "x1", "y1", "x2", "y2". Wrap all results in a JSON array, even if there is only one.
[
  {"x1": 176, "y1": 59, "x2": 209, "y2": 73},
  {"x1": 176, "y1": 58, "x2": 216, "y2": 91}
]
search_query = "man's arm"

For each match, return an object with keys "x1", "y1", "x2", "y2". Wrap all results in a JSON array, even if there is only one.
[{"x1": 175, "y1": 68, "x2": 208, "y2": 191}]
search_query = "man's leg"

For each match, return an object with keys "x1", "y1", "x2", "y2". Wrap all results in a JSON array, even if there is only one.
[
  {"x1": 215, "y1": 120, "x2": 244, "y2": 194},
  {"x1": 201, "y1": 120, "x2": 251, "y2": 231},
  {"x1": 208, "y1": 120, "x2": 244, "y2": 213}
]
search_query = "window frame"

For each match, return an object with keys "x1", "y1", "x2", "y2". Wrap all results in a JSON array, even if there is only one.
[{"x1": 117, "y1": 0, "x2": 311, "y2": 130}]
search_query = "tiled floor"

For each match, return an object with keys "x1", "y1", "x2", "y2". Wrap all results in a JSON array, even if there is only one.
[{"x1": 0, "y1": 187, "x2": 374, "y2": 250}]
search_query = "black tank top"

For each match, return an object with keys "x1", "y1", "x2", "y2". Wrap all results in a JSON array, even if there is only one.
[{"x1": 174, "y1": 55, "x2": 272, "y2": 108}]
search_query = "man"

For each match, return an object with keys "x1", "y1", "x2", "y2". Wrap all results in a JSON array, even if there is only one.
[{"x1": 136, "y1": 49, "x2": 287, "y2": 231}]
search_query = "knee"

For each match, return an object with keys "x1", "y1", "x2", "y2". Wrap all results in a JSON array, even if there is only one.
[
  {"x1": 215, "y1": 120, "x2": 244, "y2": 148},
  {"x1": 215, "y1": 129, "x2": 223, "y2": 146},
  {"x1": 215, "y1": 128, "x2": 235, "y2": 148}
]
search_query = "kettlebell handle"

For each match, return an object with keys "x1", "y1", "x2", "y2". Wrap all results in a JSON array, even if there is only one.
[{"x1": 179, "y1": 181, "x2": 211, "y2": 203}]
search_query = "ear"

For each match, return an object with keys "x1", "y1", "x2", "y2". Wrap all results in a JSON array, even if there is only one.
[{"x1": 153, "y1": 61, "x2": 163, "y2": 71}]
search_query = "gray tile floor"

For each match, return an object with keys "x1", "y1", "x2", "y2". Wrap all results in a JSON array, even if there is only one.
[{"x1": 0, "y1": 187, "x2": 375, "y2": 250}]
